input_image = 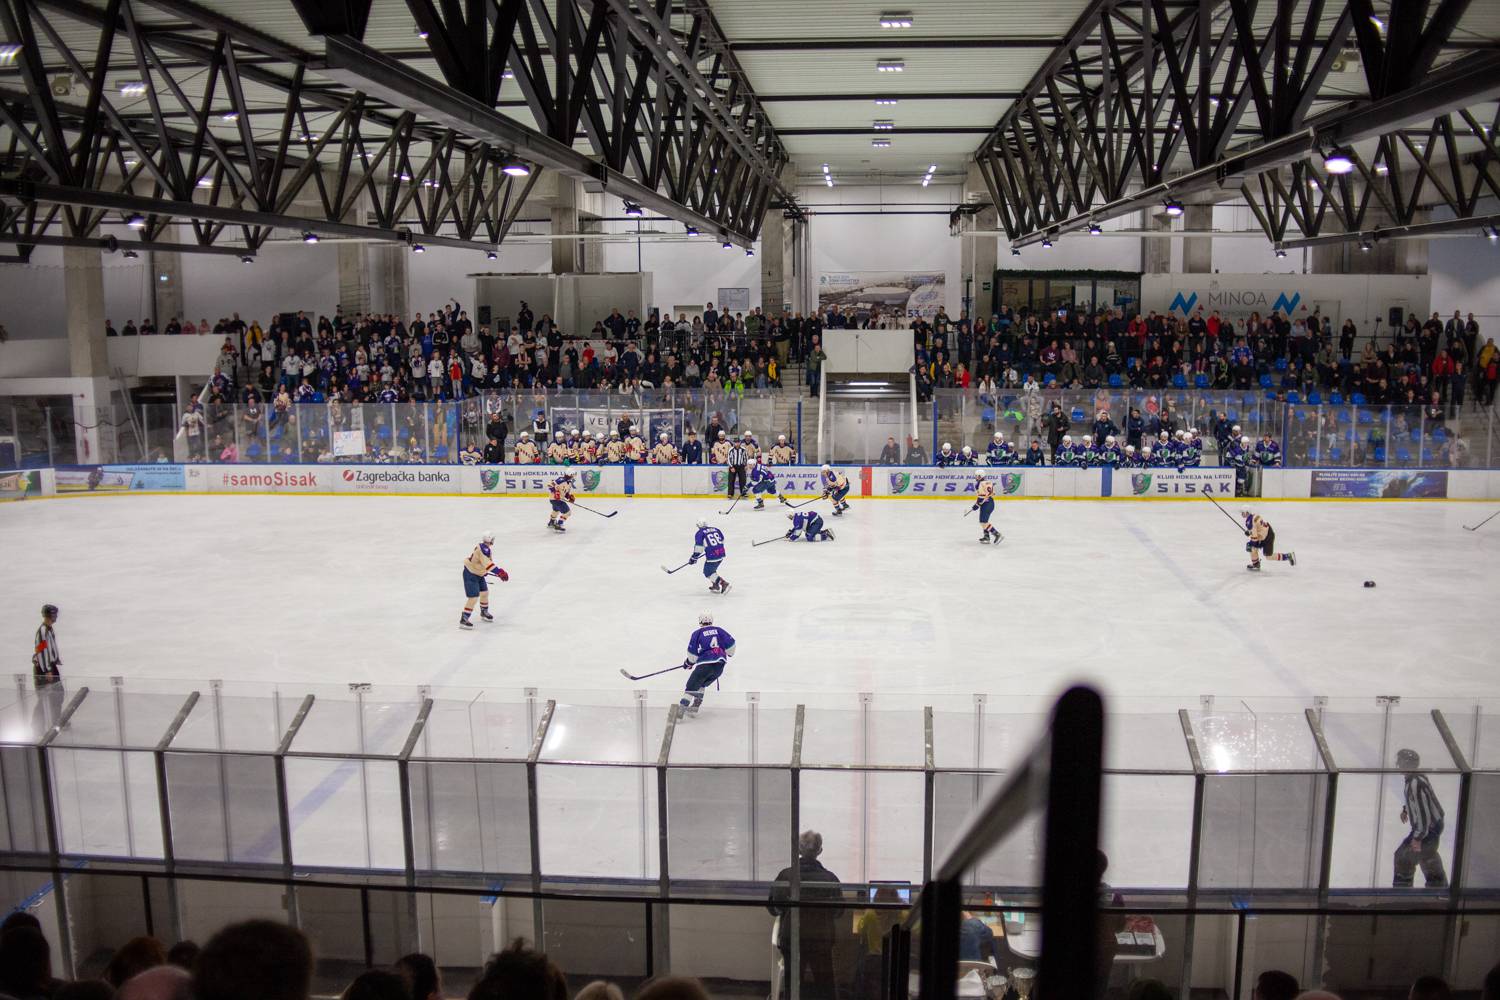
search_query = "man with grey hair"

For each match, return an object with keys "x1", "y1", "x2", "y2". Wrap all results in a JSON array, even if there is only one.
[{"x1": 768, "y1": 830, "x2": 845, "y2": 1000}]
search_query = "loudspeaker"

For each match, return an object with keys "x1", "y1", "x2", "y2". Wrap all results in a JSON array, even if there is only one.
[
  {"x1": 479, "y1": 305, "x2": 491, "y2": 326},
  {"x1": 1388, "y1": 306, "x2": 1403, "y2": 328}
]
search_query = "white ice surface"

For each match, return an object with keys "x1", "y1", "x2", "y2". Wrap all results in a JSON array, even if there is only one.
[
  {"x1": 3, "y1": 495, "x2": 1498, "y2": 889},
  {"x1": 2, "y1": 494, "x2": 1495, "y2": 702}
]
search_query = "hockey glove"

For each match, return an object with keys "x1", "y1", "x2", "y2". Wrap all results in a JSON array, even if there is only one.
[
  {"x1": 495, "y1": 567, "x2": 509, "y2": 582},
  {"x1": 689, "y1": 554, "x2": 700, "y2": 564}
]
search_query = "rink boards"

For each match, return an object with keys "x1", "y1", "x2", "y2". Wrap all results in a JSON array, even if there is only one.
[{"x1": 6, "y1": 463, "x2": 1500, "y2": 500}]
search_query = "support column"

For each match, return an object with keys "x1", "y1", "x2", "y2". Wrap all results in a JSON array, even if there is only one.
[
  {"x1": 1143, "y1": 211, "x2": 1174, "y2": 273},
  {"x1": 551, "y1": 177, "x2": 581, "y2": 274},
  {"x1": 372, "y1": 245, "x2": 409, "y2": 317},
  {"x1": 338, "y1": 243, "x2": 372, "y2": 314},
  {"x1": 149, "y1": 250, "x2": 183, "y2": 327},
  {"x1": 965, "y1": 207, "x2": 998, "y2": 321},
  {"x1": 759, "y1": 210, "x2": 787, "y2": 317},
  {"x1": 64, "y1": 246, "x2": 110, "y2": 462},
  {"x1": 1182, "y1": 204, "x2": 1213, "y2": 273}
]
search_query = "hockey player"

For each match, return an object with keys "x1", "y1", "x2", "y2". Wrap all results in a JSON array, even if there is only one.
[
  {"x1": 971, "y1": 472, "x2": 1001, "y2": 544},
  {"x1": 1255, "y1": 432, "x2": 1282, "y2": 468},
  {"x1": 953, "y1": 445, "x2": 974, "y2": 466},
  {"x1": 710, "y1": 431, "x2": 731, "y2": 464},
  {"x1": 1229, "y1": 436, "x2": 1253, "y2": 495},
  {"x1": 1076, "y1": 436, "x2": 1097, "y2": 468},
  {"x1": 459, "y1": 532, "x2": 509, "y2": 628},
  {"x1": 577, "y1": 433, "x2": 599, "y2": 464},
  {"x1": 547, "y1": 473, "x2": 576, "y2": 532},
  {"x1": 741, "y1": 430, "x2": 758, "y2": 452},
  {"x1": 820, "y1": 464, "x2": 851, "y2": 516},
  {"x1": 604, "y1": 430, "x2": 626, "y2": 464},
  {"x1": 624, "y1": 427, "x2": 647, "y2": 464},
  {"x1": 565, "y1": 429, "x2": 583, "y2": 463},
  {"x1": 1187, "y1": 428, "x2": 1204, "y2": 467},
  {"x1": 689, "y1": 519, "x2": 731, "y2": 593},
  {"x1": 546, "y1": 431, "x2": 569, "y2": 464},
  {"x1": 987, "y1": 432, "x2": 1015, "y2": 466},
  {"x1": 513, "y1": 431, "x2": 541, "y2": 464},
  {"x1": 1123, "y1": 444, "x2": 1139, "y2": 468},
  {"x1": 936, "y1": 442, "x2": 959, "y2": 467},
  {"x1": 770, "y1": 434, "x2": 795, "y2": 465},
  {"x1": 1139, "y1": 443, "x2": 1157, "y2": 467},
  {"x1": 785, "y1": 510, "x2": 834, "y2": 541},
  {"x1": 1056, "y1": 435, "x2": 1077, "y2": 466},
  {"x1": 650, "y1": 433, "x2": 680, "y2": 464},
  {"x1": 1242, "y1": 508, "x2": 1295, "y2": 571},
  {"x1": 1098, "y1": 435, "x2": 1122, "y2": 468},
  {"x1": 1166, "y1": 432, "x2": 1188, "y2": 471},
  {"x1": 749, "y1": 458, "x2": 789, "y2": 509},
  {"x1": 677, "y1": 612, "x2": 736, "y2": 717}
]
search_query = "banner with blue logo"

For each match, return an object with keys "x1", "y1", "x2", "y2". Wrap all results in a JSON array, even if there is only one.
[
  {"x1": 1310, "y1": 470, "x2": 1448, "y2": 499},
  {"x1": 57, "y1": 464, "x2": 187, "y2": 492}
]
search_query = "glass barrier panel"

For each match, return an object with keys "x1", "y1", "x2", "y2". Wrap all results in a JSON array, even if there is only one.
[
  {"x1": 61, "y1": 871, "x2": 156, "y2": 979},
  {"x1": 1101, "y1": 774, "x2": 1196, "y2": 889},
  {"x1": 541, "y1": 897, "x2": 651, "y2": 988},
  {"x1": 407, "y1": 759, "x2": 531, "y2": 877},
  {"x1": 1462, "y1": 771, "x2": 1500, "y2": 890},
  {"x1": 1198, "y1": 773, "x2": 1327, "y2": 891},
  {"x1": 169, "y1": 688, "x2": 286, "y2": 753},
  {"x1": 1321, "y1": 912, "x2": 1452, "y2": 995},
  {"x1": 1225, "y1": 911, "x2": 1320, "y2": 1000},
  {"x1": 49, "y1": 747, "x2": 163, "y2": 859},
  {"x1": 176, "y1": 876, "x2": 292, "y2": 949},
  {"x1": 164, "y1": 750, "x2": 282, "y2": 866},
  {"x1": 665, "y1": 765, "x2": 791, "y2": 883},
  {"x1": 798, "y1": 769, "x2": 925, "y2": 886},
  {"x1": 0, "y1": 745, "x2": 48, "y2": 855},
  {"x1": 1452, "y1": 911, "x2": 1500, "y2": 992},
  {"x1": 283, "y1": 756, "x2": 404, "y2": 872},
  {"x1": 667, "y1": 901, "x2": 779, "y2": 998},
  {"x1": 1328, "y1": 770, "x2": 1461, "y2": 890},
  {"x1": 535, "y1": 762, "x2": 658, "y2": 880}
]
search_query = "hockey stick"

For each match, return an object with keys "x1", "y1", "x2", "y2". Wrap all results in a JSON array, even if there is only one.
[
  {"x1": 1463, "y1": 509, "x2": 1500, "y2": 532},
  {"x1": 660, "y1": 560, "x2": 693, "y2": 574},
  {"x1": 1203, "y1": 491, "x2": 1249, "y2": 535},
  {"x1": 719, "y1": 494, "x2": 741, "y2": 515},
  {"x1": 620, "y1": 662, "x2": 688, "y2": 681},
  {"x1": 752, "y1": 533, "x2": 788, "y2": 547},
  {"x1": 786, "y1": 495, "x2": 821, "y2": 509},
  {"x1": 572, "y1": 501, "x2": 618, "y2": 518}
]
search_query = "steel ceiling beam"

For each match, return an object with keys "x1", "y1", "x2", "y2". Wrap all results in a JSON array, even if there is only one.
[{"x1": 1277, "y1": 210, "x2": 1500, "y2": 248}]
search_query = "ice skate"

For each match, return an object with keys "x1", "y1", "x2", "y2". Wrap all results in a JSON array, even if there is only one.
[
  {"x1": 754, "y1": 498, "x2": 766, "y2": 510},
  {"x1": 459, "y1": 616, "x2": 473, "y2": 629},
  {"x1": 1286, "y1": 552, "x2": 1297, "y2": 566},
  {"x1": 1246, "y1": 562, "x2": 1261, "y2": 571},
  {"x1": 480, "y1": 607, "x2": 494, "y2": 622},
  {"x1": 980, "y1": 534, "x2": 991, "y2": 544},
  {"x1": 822, "y1": 529, "x2": 834, "y2": 541}
]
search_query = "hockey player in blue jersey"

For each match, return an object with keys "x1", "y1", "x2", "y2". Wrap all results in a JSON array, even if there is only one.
[
  {"x1": 678, "y1": 612, "x2": 736, "y2": 717},
  {"x1": 1122, "y1": 444, "x2": 1139, "y2": 468},
  {"x1": 1227, "y1": 435, "x2": 1253, "y2": 495},
  {"x1": 785, "y1": 510, "x2": 835, "y2": 541},
  {"x1": 987, "y1": 432, "x2": 1016, "y2": 466},
  {"x1": 1255, "y1": 432, "x2": 1282, "y2": 468},
  {"x1": 689, "y1": 519, "x2": 731, "y2": 594},
  {"x1": 1187, "y1": 428, "x2": 1205, "y2": 467},
  {"x1": 820, "y1": 465, "x2": 851, "y2": 516},
  {"x1": 1076, "y1": 437, "x2": 1097, "y2": 468},
  {"x1": 1055, "y1": 435, "x2": 1077, "y2": 466},
  {"x1": 1098, "y1": 435, "x2": 1122, "y2": 469},
  {"x1": 748, "y1": 457, "x2": 790, "y2": 510},
  {"x1": 955, "y1": 445, "x2": 977, "y2": 466},
  {"x1": 1139, "y1": 443, "x2": 1158, "y2": 468},
  {"x1": 935, "y1": 442, "x2": 959, "y2": 467}
]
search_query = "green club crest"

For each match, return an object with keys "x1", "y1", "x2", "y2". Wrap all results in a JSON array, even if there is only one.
[
  {"x1": 480, "y1": 470, "x2": 501, "y2": 492},
  {"x1": 580, "y1": 470, "x2": 601, "y2": 491}
]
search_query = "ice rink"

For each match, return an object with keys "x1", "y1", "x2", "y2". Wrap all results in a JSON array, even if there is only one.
[{"x1": 2, "y1": 492, "x2": 1497, "y2": 702}]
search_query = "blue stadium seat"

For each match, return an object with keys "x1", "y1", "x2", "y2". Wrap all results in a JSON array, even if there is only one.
[
  {"x1": 1329, "y1": 447, "x2": 1343, "y2": 463},
  {"x1": 246, "y1": 443, "x2": 262, "y2": 459},
  {"x1": 1431, "y1": 427, "x2": 1447, "y2": 443},
  {"x1": 1171, "y1": 374, "x2": 1187, "y2": 388},
  {"x1": 1259, "y1": 374, "x2": 1274, "y2": 388},
  {"x1": 1306, "y1": 391, "x2": 1321, "y2": 404},
  {"x1": 981, "y1": 406, "x2": 996, "y2": 425},
  {"x1": 1286, "y1": 391, "x2": 1300, "y2": 404},
  {"x1": 1373, "y1": 446, "x2": 1386, "y2": 463},
  {"x1": 1275, "y1": 358, "x2": 1288, "y2": 371},
  {"x1": 1107, "y1": 374, "x2": 1121, "y2": 388},
  {"x1": 1358, "y1": 410, "x2": 1373, "y2": 424},
  {"x1": 1329, "y1": 392, "x2": 1343, "y2": 405},
  {"x1": 433, "y1": 445, "x2": 449, "y2": 460},
  {"x1": 1043, "y1": 373, "x2": 1057, "y2": 385},
  {"x1": 1195, "y1": 374, "x2": 1210, "y2": 388},
  {"x1": 1422, "y1": 448, "x2": 1434, "y2": 462},
  {"x1": 1226, "y1": 411, "x2": 1238, "y2": 423},
  {"x1": 1351, "y1": 392, "x2": 1366, "y2": 404},
  {"x1": 1397, "y1": 448, "x2": 1412, "y2": 463},
  {"x1": 1265, "y1": 390, "x2": 1278, "y2": 400}
]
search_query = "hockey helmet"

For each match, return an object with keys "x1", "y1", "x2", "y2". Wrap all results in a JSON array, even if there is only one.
[
  {"x1": 1062, "y1": 434, "x2": 1072, "y2": 444},
  {"x1": 1105, "y1": 435, "x2": 1116, "y2": 445},
  {"x1": 482, "y1": 531, "x2": 496, "y2": 544},
  {"x1": 1240, "y1": 436, "x2": 1251, "y2": 445},
  {"x1": 696, "y1": 518, "x2": 707, "y2": 529},
  {"x1": 660, "y1": 433, "x2": 670, "y2": 441},
  {"x1": 1395, "y1": 748, "x2": 1421, "y2": 770},
  {"x1": 519, "y1": 431, "x2": 530, "y2": 440},
  {"x1": 993, "y1": 432, "x2": 1003, "y2": 440},
  {"x1": 41, "y1": 604, "x2": 58, "y2": 619},
  {"x1": 698, "y1": 612, "x2": 714, "y2": 625},
  {"x1": 941, "y1": 442, "x2": 953, "y2": 451},
  {"x1": 961, "y1": 445, "x2": 972, "y2": 454},
  {"x1": 821, "y1": 463, "x2": 832, "y2": 472}
]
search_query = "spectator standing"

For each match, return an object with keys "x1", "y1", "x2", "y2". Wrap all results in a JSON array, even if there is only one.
[
  {"x1": 193, "y1": 919, "x2": 313, "y2": 1000},
  {"x1": 1393, "y1": 748, "x2": 1447, "y2": 887},
  {"x1": 768, "y1": 830, "x2": 845, "y2": 1000}
]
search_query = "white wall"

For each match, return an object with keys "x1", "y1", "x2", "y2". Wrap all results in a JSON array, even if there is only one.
[
  {"x1": 1428, "y1": 200, "x2": 1500, "y2": 329},
  {"x1": 180, "y1": 241, "x2": 339, "y2": 326},
  {"x1": 0, "y1": 246, "x2": 157, "y2": 338}
]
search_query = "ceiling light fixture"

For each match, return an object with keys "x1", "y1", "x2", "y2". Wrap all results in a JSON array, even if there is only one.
[
  {"x1": 1486, "y1": 227, "x2": 1498, "y2": 242},
  {"x1": 876, "y1": 60, "x2": 905, "y2": 73},
  {"x1": 825, "y1": 177, "x2": 834, "y2": 187},
  {"x1": 821, "y1": 163, "x2": 830, "y2": 173},
  {"x1": 303, "y1": 231, "x2": 319, "y2": 243},
  {"x1": 486, "y1": 250, "x2": 498, "y2": 259},
  {"x1": 921, "y1": 176, "x2": 930, "y2": 187},
  {"x1": 871, "y1": 139, "x2": 891, "y2": 148},
  {"x1": 1163, "y1": 199, "x2": 1184, "y2": 217},
  {"x1": 196, "y1": 176, "x2": 214, "y2": 188},
  {"x1": 122, "y1": 249, "x2": 139, "y2": 259},
  {"x1": 1040, "y1": 237, "x2": 1053, "y2": 248},
  {"x1": 1088, "y1": 221, "x2": 1102, "y2": 235},
  {"x1": 1323, "y1": 145, "x2": 1355, "y2": 174},
  {"x1": 745, "y1": 248, "x2": 754, "y2": 257},
  {"x1": 502, "y1": 69, "x2": 514, "y2": 80},
  {"x1": 240, "y1": 254, "x2": 254, "y2": 263},
  {"x1": 412, "y1": 243, "x2": 426, "y2": 254},
  {"x1": 623, "y1": 201, "x2": 644, "y2": 217},
  {"x1": 398, "y1": 171, "x2": 412, "y2": 181},
  {"x1": 873, "y1": 120, "x2": 895, "y2": 130},
  {"x1": 221, "y1": 111, "x2": 239, "y2": 122},
  {"x1": 1274, "y1": 247, "x2": 1287, "y2": 258},
  {"x1": 125, "y1": 213, "x2": 146, "y2": 229},
  {"x1": 417, "y1": 27, "x2": 429, "y2": 38},
  {"x1": 1374, "y1": 163, "x2": 1389, "y2": 176},
  {"x1": 874, "y1": 98, "x2": 899, "y2": 106},
  {"x1": 721, "y1": 238, "x2": 733, "y2": 250},
  {"x1": 1370, "y1": 15, "x2": 1385, "y2": 31},
  {"x1": 500, "y1": 156, "x2": 531, "y2": 177},
  {"x1": 685, "y1": 224, "x2": 700, "y2": 235},
  {"x1": 119, "y1": 81, "x2": 146, "y2": 97},
  {"x1": 1358, "y1": 238, "x2": 1373, "y2": 252},
  {"x1": 0, "y1": 44, "x2": 21, "y2": 64},
  {"x1": 878, "y1": 13, "x2": 913, "y2": 28},
  {"x1": 1010, "y1": 246, "x2": 1021, "y2": 257}
]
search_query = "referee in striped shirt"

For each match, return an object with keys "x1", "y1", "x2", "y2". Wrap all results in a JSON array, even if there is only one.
[
  {"x1": 1392, "y1": 748, "x2": 1447, "y2": 888},
  {"x1": 33, "y1": 603, "x2": 66, "y2": 728},
  {"x1": 725, "y1": 440, "x2": 750, "y2": 499}
]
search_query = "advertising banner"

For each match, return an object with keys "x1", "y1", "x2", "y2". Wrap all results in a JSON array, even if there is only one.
[
  {"x1": 468, "y1": 464, "x2": 622, "y2": 496},
  {"x1": 817, "y1": 270, "x2": 947, "y2": 320},
  {"x1": 1116, "y1": 468, "x2": 1235, "y2": 497},
  {"x1": 334, "y1": 465, "x2": 460, "y2": 494},
  {"x1": 0, "y1": 469, "x2": 40, "y2": 499},
  {"x1": 57, "y1": 464, "x2": 188, "y2": 492},
  {"x1": 1310, "y1": 469, "x2": 1449, "y2": 499},
  {"x1": 198, "y1": 465, "x2": 331, "y2": 493},
  {"x1": 880, "y1": 469, "x2": 1025, "y2": 497}
]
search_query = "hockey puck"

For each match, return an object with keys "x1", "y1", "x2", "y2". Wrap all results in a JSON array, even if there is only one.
[{"x1": 1363, "y1": 580, "x2": 1377, "y2": 588}]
